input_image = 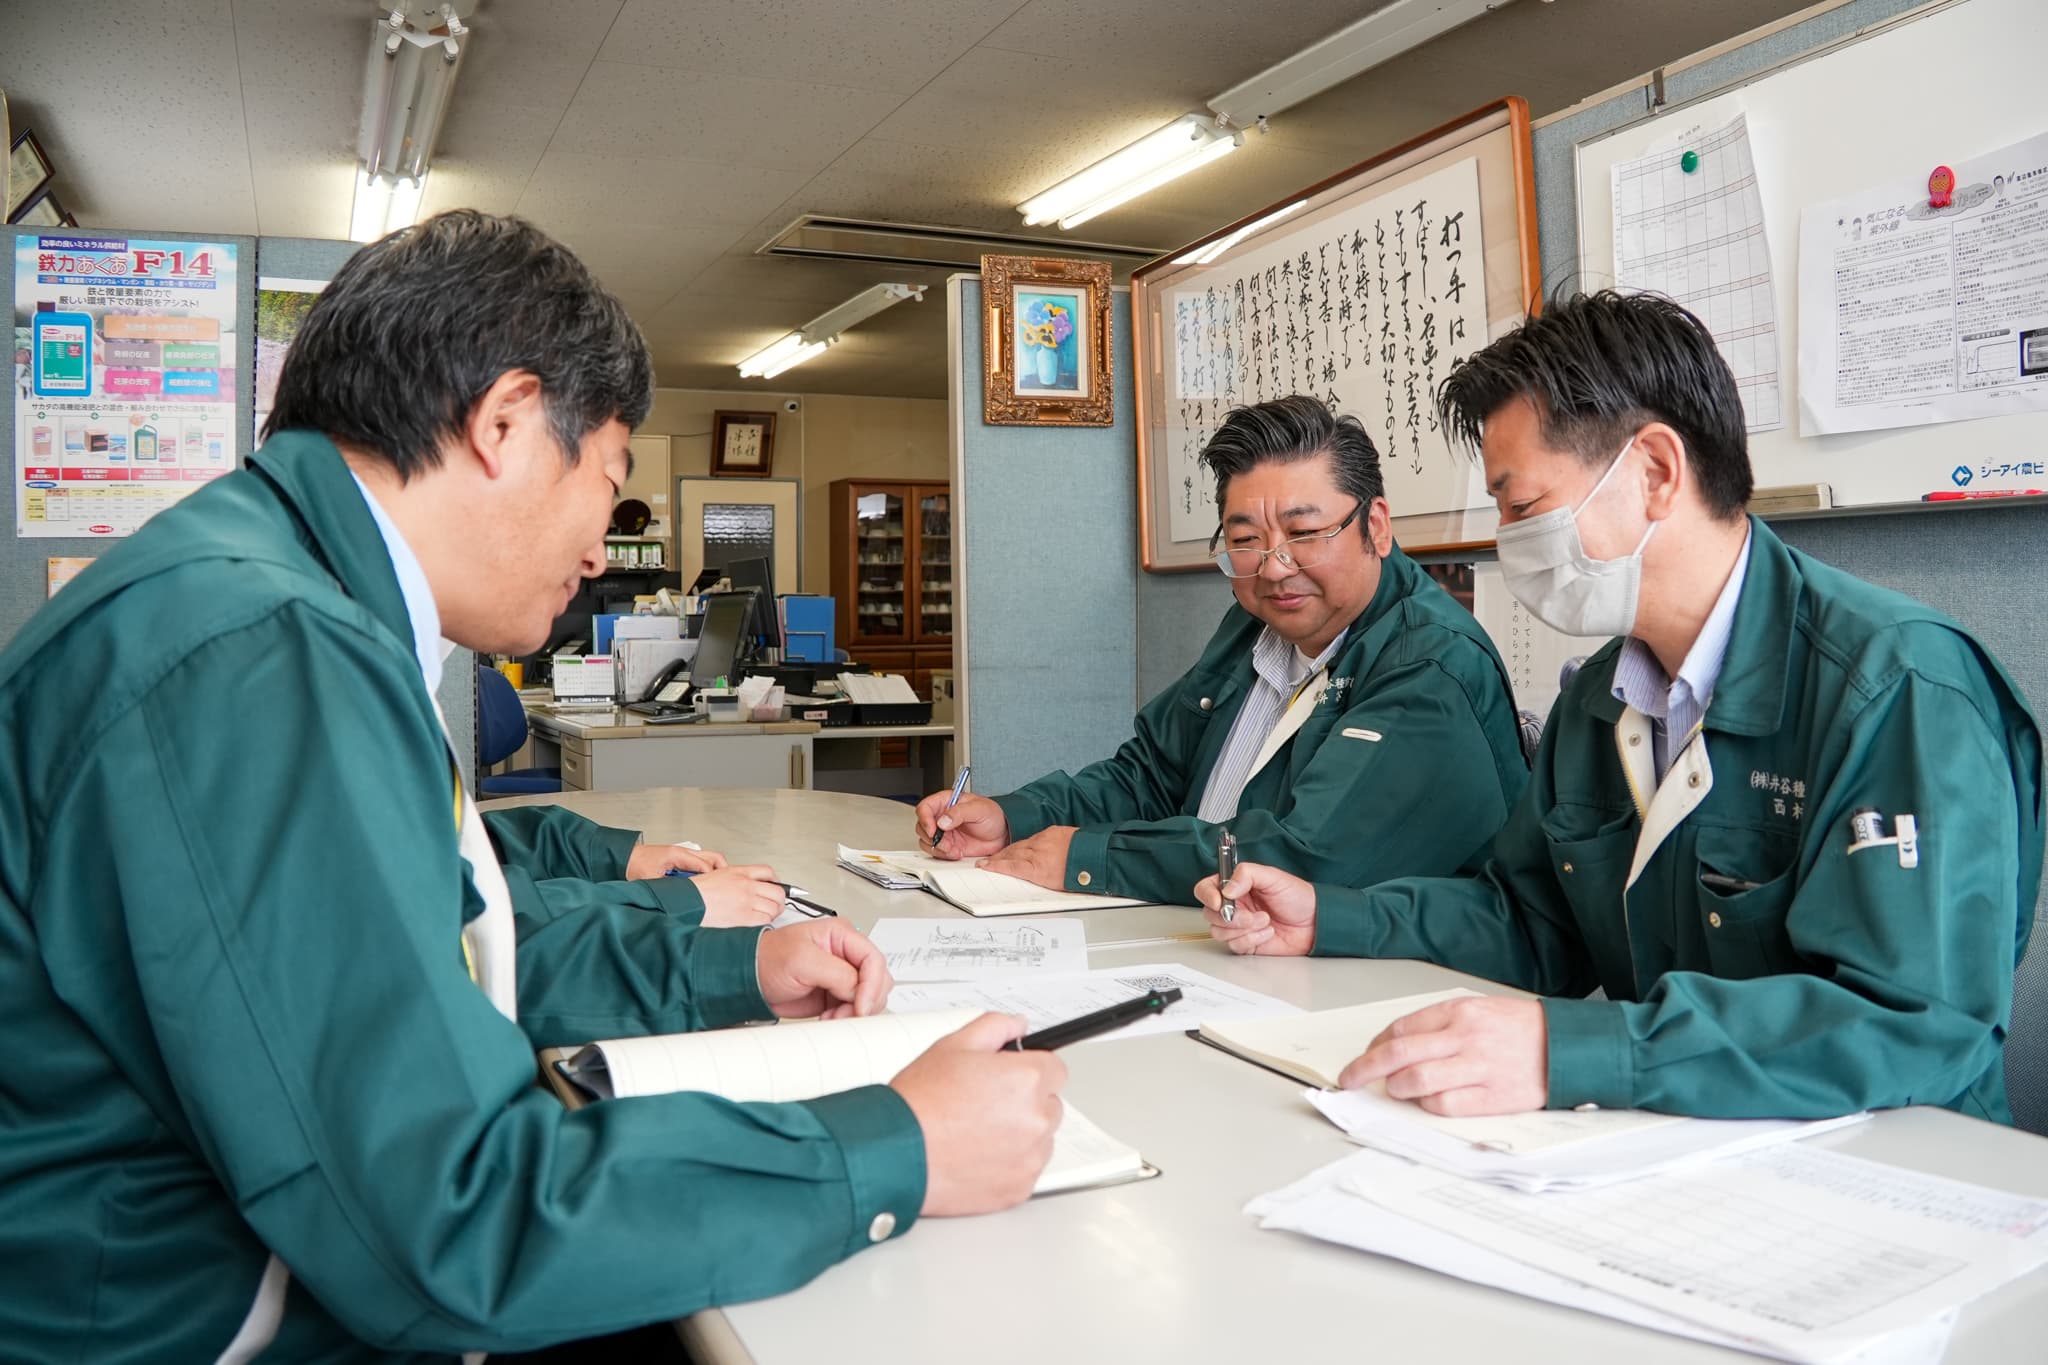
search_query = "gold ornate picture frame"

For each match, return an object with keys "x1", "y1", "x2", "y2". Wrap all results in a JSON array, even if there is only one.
[{"x1": 981, "y1": 254, "x2": 1113, "y2": 426}]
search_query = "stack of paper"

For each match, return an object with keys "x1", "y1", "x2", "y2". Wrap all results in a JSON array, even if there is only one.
[
  {"x1": 1199, "y1": 988, "x2": 1865, "y2": 1190},
  {"x1": 1250, "y1": 1143, "x2": 2048, "y2": 1363}
]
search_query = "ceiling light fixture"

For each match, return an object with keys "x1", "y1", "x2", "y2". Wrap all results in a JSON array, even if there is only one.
[
  {"x1": 1017, "y1": 114, "x2": 1241, "y2": 231},
  {"x1": 1208, "y1": 0, "x2": 1515, "y2": 128},
  {"x1": 350, "y1": 4, "x2": 467, "y2": 242},
  {"x1": 736, "y1": 283, "x2": 927, "y2": 380}
]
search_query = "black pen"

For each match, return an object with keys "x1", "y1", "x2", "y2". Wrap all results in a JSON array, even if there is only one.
[
  {"x1": 1005, "y1": 988, "x2": 1183, "y2": 1050},
  {"x1": 776, "y1": 883, "x2": 838, "y2": 917}
]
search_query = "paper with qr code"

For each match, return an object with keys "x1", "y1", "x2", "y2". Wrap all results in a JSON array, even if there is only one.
[{"x1": 886, "y1": 963, "x2": 1301, "y2": 1043}]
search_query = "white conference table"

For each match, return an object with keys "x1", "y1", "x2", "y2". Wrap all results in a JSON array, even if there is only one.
[{"x1": 492, "y1": 787, "x2": 2048, "y2": 1365}]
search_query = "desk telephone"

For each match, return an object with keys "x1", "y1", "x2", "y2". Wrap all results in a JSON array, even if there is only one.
[{"x1": 624, "y1": 660, "x2": 703, "y2": 722}]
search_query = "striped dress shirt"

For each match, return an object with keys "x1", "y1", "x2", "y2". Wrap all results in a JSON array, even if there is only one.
[
  {"x1": 1196, "y1": 625, "x2": 1348, "y2": 822},
  {"x1": 1610, "y1": 528, "x2": 1751, "y2": 780}
]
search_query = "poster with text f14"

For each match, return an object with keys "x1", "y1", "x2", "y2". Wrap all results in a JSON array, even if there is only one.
[
  {"x1": 1797, "y1": 128, "x2": 2048, "y2": 443},
  {"x1": 13, "y1": 234, "x2": 240, "y2": 538}
]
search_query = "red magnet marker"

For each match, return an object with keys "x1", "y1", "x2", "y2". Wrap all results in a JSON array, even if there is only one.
[{"x1": 1927, "y1": 165, "x2": 1955, "y2": 209}]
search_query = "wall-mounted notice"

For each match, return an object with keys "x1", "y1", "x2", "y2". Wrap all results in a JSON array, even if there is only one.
[
  {"x1": 1157, "y1": 157, "x2": 1492, "y2": 544},
  {"x1": 14, "y1": 233, "x2": 240, "y2": 538},
  {"x1": 1798, "y1": 127, "x2": 2048, "y2": 439}
]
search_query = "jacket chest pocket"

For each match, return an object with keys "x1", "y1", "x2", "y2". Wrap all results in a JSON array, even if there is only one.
[
  {"x1": 1692, "y1": 824, "x2": 1799, "y2": 981},
  {"x1": 1541, "y1": 805, "x2": 1639, "y2": 923}
]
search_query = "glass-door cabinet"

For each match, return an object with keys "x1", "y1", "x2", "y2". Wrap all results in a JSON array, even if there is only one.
[{"x1": 830, "y1": 479, "x2": 954, "y2": 696}]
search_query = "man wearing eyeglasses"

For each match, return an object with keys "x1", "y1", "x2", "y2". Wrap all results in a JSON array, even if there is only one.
[{"x1": 915, "y1": 394, "x2": 1529, "y2": 905}]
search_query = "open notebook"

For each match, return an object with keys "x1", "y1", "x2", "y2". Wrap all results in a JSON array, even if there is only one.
[
  {"x1": 556, "y1": 1008, "x2": 1155, "y2": 1197},
  {"x1": 835, "y1": 845, "x2": 1148, "y2": 916}
]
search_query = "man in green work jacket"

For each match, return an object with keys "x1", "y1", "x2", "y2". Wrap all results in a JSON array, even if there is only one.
[
  {"x1": 485, "y1": 800, "x2": 791, "y2": 926},
  {"x1": 916, "y1": 395, "x2": 1529, "y2": 905},
  {"x1": 0, "y1": 211, "x2": 1064, "y2": 1363},
  {"x1": 1201, "y1": 291, "x2": 2043, "y2": 1124}
]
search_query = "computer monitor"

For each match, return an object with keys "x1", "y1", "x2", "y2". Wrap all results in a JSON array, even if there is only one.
[
  {"x1": 690, "y1": 590, "x2": 754, "y2": 687},
  {"x1": 721, "y1": 555, "x2": 781, "y2": 655}
]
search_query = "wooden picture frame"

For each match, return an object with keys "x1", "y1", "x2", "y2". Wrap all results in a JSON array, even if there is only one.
[
  {"x1": 7, "y1": 127, "x2": 55, "y2": 222},
  {"x1": 981, "y1": 254, "x2": 1113, "y2": 426},
  {"x1": 12, "y1": 186, "x2": 68, "y2": 229},
  {"x1": 710, "y1": 410, "x2": 776, "y2": 477},
  {"x1": 1131, "y1": 98, "x2": 1541, "y2": 569}
]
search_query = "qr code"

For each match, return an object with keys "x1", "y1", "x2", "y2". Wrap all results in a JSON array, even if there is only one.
[{"x1": 1115, "y1": 975, "x2": 1183, "y2": 993}]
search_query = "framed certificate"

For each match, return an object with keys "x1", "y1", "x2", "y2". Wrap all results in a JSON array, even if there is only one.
[{"x1": 710, "y1": 410, "x2": 775, "y2": 477}]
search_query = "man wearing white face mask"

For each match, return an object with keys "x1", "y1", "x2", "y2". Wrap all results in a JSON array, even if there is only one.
[{"x1": 1196, "y1": 291, "x2": 2042, "y2": 1126}]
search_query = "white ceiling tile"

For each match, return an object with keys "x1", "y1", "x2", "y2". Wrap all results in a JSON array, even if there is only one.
[
  {"x1": 547, "y1": 61, "x2": 904, "y2": 174},
  {"x1": 550, "y1": 221, "x2": 739, "y2": 313},
  {"x1": 239, "y1": 79, "x2": 359, "y2": 239},
  {"x1": 514, "y1": 150, "x2": 811, "y2": 231},
  {"x1": 864, "y1": 46, "x2": 1192, "y2": 159},
  {"x1": 0, "y1": 0, "x2": 256, "y2": 233},
  {"x1": 458, "y1": 0, "x2": 626, "y2": 109},
  {"x1": 595, "y1": 0, "x2": 1020, "y2": 95},
  {"x1": 226, "y1": 0, "x2": 366, "y2": 94}
]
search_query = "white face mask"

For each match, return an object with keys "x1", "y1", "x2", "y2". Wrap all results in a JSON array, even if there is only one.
[{"x1": 1494, "y1": 437, "x2": 1656, "y2": 639}]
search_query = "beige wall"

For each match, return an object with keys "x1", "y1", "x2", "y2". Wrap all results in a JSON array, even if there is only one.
[{"x1": 626, "y1": 388, "x2": 948, "y2": 595}]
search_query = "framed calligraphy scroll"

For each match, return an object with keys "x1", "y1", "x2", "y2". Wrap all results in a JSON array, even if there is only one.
[{"x1": 1132, "y1": 98, "x2": 1539, "y2": 569}]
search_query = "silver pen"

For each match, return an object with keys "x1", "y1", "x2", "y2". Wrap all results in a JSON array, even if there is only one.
[{"x1": 1216, "y1": 828, "x2": 1238, "y2": 924}]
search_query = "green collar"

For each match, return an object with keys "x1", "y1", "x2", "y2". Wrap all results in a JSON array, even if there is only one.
[
  {"x1": 1579, "y1": 516, "x2": 1792, "y2": 735},
  {"x1": 247, "y1": 430, "x2": 415, "y2": 654}
]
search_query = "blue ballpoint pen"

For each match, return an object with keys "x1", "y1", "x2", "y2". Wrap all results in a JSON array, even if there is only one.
[{"x1": 929, "y1": 764, "x2": 972, "y2": 849}]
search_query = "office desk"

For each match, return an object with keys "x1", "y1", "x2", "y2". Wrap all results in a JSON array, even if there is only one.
[
  {"x1": 519, "y1": 707, "x2": 955, "y2": 795},
  {"x1": 498, "y1": 788, "x2": 2048, "y2": 1364}
]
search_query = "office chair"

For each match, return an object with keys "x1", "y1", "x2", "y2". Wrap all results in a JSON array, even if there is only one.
[{"x1": 475, "y1": 663, "x2": 562, "y2": 797}]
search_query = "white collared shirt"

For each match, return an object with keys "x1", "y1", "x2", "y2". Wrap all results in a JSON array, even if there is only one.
[
  {"x1": 1611, "y1": 527, "x2": 1751, "y2": 779},
  {"x1": 349, "y1": 472, "x2": 443, "y2": 693},
  {"x1": 1196, "y1": 626, "x2": 1347, "y2": 822}
]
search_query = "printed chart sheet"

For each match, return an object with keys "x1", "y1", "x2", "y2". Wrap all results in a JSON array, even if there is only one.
[
  {"x1": 1798, "y1": 127, "x2": 2048, "y2": 443},
  {"x1": 1612, "y1": 112, "x2": 1783, "y2": 433}
]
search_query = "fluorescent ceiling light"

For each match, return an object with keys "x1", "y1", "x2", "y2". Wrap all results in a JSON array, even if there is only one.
[
  {"x1": 740, "y1": 336, "x2": 834, "y2": 379},
  {"x1": 735, "y1": 284, "x2": 926, "y2": 380},
  {"x1": 1209, "y1": 0, "x2": 1515, "y2": 126},
  {"x1": 1173, "y1": 200, "x2": 1308, "y2": 266},
  {"x1": 350, "y1": 169, "x2": 428, "y2": 243},
  {"x1": 1018, "y1": 114, "x2": 1241, "y2": 230},
  {"x1": 351, "y1": 4, "x2": 466, "y2": 238}
]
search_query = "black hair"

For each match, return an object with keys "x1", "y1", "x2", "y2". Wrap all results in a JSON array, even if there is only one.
[
  {"x1": 264, "y1": 210, "x2": 653, "y2": 480},
  {"x1": 1199, "y1": 395, "x2": 1383, "y2": 534},
  {"x1": 1433, "y1": 289, "x2": 1752, "y2": 520}
]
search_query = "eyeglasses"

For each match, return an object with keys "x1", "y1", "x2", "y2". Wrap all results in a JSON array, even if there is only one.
[{"x1": 1208, "y1": 502, "x2": 1363, "y2": 578}]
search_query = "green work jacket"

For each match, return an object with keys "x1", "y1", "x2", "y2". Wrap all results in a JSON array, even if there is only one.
[
  {"x1": 1314, "y1": 520, "x2": 2043, "y2": 1123},
  {"x1": 483, "y1": 803, "x2": 711, "y2": 942},
  {"x1": 994, "y1": 545, "x2": 1529, "y2": 903},
  {"x1": 0, "y1": 431, "x2": 924, "y2": 1362}
]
